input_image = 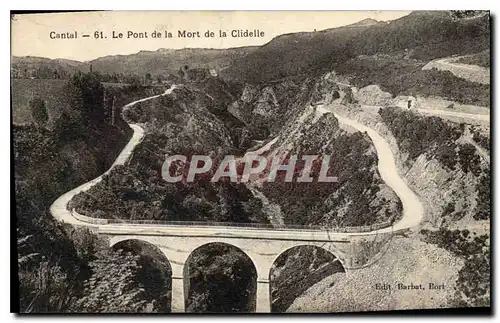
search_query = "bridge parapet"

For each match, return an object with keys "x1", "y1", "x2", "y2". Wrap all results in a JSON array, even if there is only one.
[{"x1": 71, "y1": 208, "x2": 395, "y2": 233}]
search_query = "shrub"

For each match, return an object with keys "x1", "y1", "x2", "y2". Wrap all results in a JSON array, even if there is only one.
[
  {"x1": 421, "y1": 229, "x2": 490, "y2": 306},
  {"x1": 29, "y1": 96, "x2": 48, "y2": 127}
]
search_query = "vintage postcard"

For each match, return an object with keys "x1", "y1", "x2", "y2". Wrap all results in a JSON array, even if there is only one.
[{"x1": 11, "y1": 10, "x2": 490, "y2": 314}]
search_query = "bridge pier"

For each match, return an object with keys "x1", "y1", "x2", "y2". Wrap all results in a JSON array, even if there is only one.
[
  {"x1": 256, "y1": 280, "x2": 271, "y2": 313},
  {"x1": 171, "y1": 276, "x2": 185, "y2": 313},
  {"x1": 251, "y1": 254, "x2": 274, "y2": 313}
]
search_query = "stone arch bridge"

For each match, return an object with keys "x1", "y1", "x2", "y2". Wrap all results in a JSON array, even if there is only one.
[{"x1": 99, "y1": 223, "x2": 396, "y2": 312}]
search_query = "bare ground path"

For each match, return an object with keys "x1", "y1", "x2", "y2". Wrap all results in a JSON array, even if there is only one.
[{"x1": 422, "y1": 56, "x2": 490, "y2": 85}]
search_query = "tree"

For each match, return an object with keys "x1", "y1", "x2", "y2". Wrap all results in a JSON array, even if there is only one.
[
  {"x1": 18, "y1": 259, "x2": 75, "y2": 313},
  {"x1": 450, "y1": 10, "x2": 486, "y2": 20},
  {"x1": 145, "y1": 73, "x2": 152, "y2": 85},
  {"x1": 17, "y1": 226, "x2": 81, "y2": 313},
  {"x1": 341, "y1": 87, "x2": 355, "y2": 105},
  {"x1": 71, "y1": 248, "x2": 150, "y2": 313},
  {"x1": 61, "y1": 72, "x2": 105, "y2": 123},
  {"x1": 29, "y1": 96, "x2": 48, "y2": 127},
  {"x1": 186, "y1": 244, "x2": 257, "y2": 313}
]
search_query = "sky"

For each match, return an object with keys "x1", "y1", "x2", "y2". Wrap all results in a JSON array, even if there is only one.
[{"x1": 11, "y1": 11, "x2": 411, "y2": 62}]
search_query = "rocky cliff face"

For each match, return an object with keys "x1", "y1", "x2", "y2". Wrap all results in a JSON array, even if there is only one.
[
  {"x1": 228, "y1": 77, "x2": 316, "y2": 136},
  {"x1": 404, "y1": 153, "x2": 486, "y2": 228},
  {"x1": 228, "y1": 84, "x2": 280, "y2": 124},
  {"x1": 228, "y1": 72, "x2": 346, "y2": 136}
]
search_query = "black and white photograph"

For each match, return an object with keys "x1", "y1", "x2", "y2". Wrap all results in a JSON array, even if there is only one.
[{"x1": 10, "y1": 10, "x2": 491, "y2": 314}]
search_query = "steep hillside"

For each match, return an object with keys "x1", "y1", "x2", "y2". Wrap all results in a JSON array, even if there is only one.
[
  {"x1": 259, "y1": 109, "x2": 401, "y2": 227},
  {"x1": 377, "y1": 107, "x2": 490, "y2": 227},
  {"x1": 70, "y1": 80, "x2": 268, "y2": 224},
  {"x1": 221, "y1": 11, "x2": 489, "y2": 83},
  {"x1": 316, "y1": 100, "x2": 490, "y2": 309},
  {"x1": 336, "y1": 55, "x2": 490, "y2": 107},
  {"x1": 422, "y1": 55, "x2": 490, "y2": 85},
  {"x1": 455, "y1": 50, "x2": 490, "y2": 68},
  {"x1": 245, "y1": 74, "x2": 401, "y2": 227},
  {"x1": 228, "y1": 76, "x2": 315, "y2": 136},
  {"x1": 14, "y1": 73, "x2": 170, "y2": 312},
  {"x1": 12, "y1": 79, "x2": 67, "y2": 124},
  {"x1": 72, "y1": 71, "x2": 401, "y2": 230}
]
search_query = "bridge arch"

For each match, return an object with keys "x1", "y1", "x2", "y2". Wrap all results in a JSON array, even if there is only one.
[
  {"x1": 183, "y1": 242, "x2": 258, "y2": 313},
  {"x1": 269, "y1": 243, "x2": 347, "y2": 271},
  {"x1": 111, "y1": 238, "x2": 173, "y2": 312},
  {"x1": 269, "y1": 244, "x2": 346, "y2": 313}
]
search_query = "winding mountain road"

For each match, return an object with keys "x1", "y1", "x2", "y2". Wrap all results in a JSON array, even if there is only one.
[
  {"x1": 50, "y1": 86, "x2": 426, "y2": 238},
  {"x1": 416, "y1": 108, "x2": 490, "y2": 122},
  {"x1": 317, "y1": 105, "x2": 424, "y2": 232},
  {"x1": 50, "y1": 85, "x2": 177, "y2": 227},
  {"x1": 362, "y1": 104, "x2": 490, "y2": 123},
  {"x1": 422, "y1": 56, "x2": 490, "y2": 85}
]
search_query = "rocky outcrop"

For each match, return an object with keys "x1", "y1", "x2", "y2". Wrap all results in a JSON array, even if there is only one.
[
  {"x1": 228, "y1": 81, "x2": 309, "y2": 135},
  {"x1": 253, "y1": 86, "x2": 279, "y2": 117},
  {"x1": 240, "y1": 84, "x2": 259, "y2": 103},
  {"x1": 355, "y1": 84, "x2": 393, "y2": 106},
  {"x1": 391, "y1": 95, "x2": 418, "y2": 109},
  {"x1": 310, "y1": 73, "x2": 341, "y2": 106},
  {"x1": 228, "y1": 84, "x2": 279, "y2": 125}
]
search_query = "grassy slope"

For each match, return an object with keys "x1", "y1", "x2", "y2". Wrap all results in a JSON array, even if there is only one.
[{"x1": 12, "y1": 79, "x2": 67, "y2": 124}]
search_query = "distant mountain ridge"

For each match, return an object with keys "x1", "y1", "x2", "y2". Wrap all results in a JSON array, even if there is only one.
[
  {"x1": 11, "y1": 56, "x2": 87, "y2": 78},
  {"x1": 12, "y1": 46, "x2": 258, "y2": 78},
  {"x1": 347, "y1": 18, "x2": 381, "y2": 27},
  {"x1": 88, "y1": 47, "x2": 258, "y2": 76},
  {"x1": 12, "y1": 11, "x2": 489, "y2": 83}
]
